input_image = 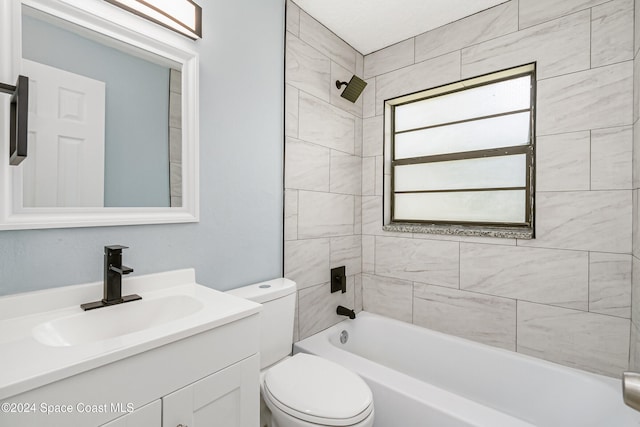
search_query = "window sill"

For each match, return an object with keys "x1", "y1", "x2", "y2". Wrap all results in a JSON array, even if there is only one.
[{"x1": 383, "y1": 223, "x2": 533, "y2": 240}]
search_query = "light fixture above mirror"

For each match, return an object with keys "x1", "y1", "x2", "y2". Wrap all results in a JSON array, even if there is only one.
[{"x1": 104, "y1": 0, "x2": 202, "y2": 40}]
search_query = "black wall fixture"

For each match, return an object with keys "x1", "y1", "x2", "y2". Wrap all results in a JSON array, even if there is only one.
[{"x1": 0, "y1": 75, "x2": 29, "y2": 166}]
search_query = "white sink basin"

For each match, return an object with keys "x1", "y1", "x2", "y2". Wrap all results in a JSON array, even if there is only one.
[
  {"x1": 0, "y1": 269, "x2": 261, "y2": 401},
  {"x1": 32, "y1": 294, "x2": 204, "y2": 347}
]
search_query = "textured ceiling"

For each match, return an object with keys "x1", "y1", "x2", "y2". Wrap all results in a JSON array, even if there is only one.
[{"x1": 293, "y1": 0, "x2": 508, "y2": 55}]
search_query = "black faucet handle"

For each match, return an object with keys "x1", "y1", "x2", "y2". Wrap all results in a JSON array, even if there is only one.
[
  {"x1": 109, "y1": 265, "x2": 134, "y2": 275},
  {"x1": 105, "y1": 245, "x2": 129, "y2": 254}
]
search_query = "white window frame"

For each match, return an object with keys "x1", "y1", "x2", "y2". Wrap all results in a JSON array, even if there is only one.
[{"x1": 382, "y1": 63, "x2": 536, "y2": 239}]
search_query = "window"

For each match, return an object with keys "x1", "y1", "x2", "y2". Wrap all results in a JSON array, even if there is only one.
[{"x1": 384, "y1": 63, "x2": 535, "y2": 238}]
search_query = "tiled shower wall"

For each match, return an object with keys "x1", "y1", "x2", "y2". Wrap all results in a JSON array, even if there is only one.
[
  {"x1": 283, "y1": 2, "x2": 364, "y2": 341},
  {"x1": 285, "y1": 0, "x2": 636, "y2": 378},
  {"x1": 631, "y1": 0, "x2": 640, "y2": 370},
  {"x1": 361, "y1": 0, "x2": 634, "y2": 377}
]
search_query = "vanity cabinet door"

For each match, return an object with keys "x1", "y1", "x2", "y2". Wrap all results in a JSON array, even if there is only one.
[
  {"x1": 163, "y1": 354, "x2": 259, "y2": 427},
  {"x1": 100, "y1": 400, "x2": 161, "y2": 427}
]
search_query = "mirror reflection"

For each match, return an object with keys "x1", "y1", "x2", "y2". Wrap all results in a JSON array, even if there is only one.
[{"x1": 20, "y1": 6, "x2": 182, "y2": 208}]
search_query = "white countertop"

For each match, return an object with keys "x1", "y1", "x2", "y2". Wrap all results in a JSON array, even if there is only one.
[{"x1": 0, "y1": 269, "x2": 261, "y2": 400}]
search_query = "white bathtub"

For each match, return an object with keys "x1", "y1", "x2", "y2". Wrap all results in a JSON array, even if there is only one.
[{"x1": 294, "y1": 311, "x2": 640, "y2": 427}]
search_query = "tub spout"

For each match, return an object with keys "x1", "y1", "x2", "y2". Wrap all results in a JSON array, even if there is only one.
[
  {"x1": 337, "y1": 305, "x2": 356, "y2": 319},
  {"x1": 623, "y1": 372, "x2": 640, "y2": 412}
]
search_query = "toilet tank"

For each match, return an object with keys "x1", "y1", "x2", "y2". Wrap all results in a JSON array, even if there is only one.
[{"x1": 227, "y1": 278, "x2": 296, "y2": 369}]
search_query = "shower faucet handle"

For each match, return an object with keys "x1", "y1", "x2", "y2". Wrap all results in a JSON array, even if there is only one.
[{"x1": 331, "y1": 266, "x2": 346, "y2": 293}]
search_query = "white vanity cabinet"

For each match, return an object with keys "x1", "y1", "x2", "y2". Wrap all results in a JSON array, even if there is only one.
[{"x1": 102, "y1": 355, "x2": 258, "y2": 427}]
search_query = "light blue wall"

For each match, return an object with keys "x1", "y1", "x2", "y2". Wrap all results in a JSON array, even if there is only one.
[
  {"x1": 0, "y1": 0, "x2": 285, "y2": 296},
  {"x1": 22, "y1": 13, "x2": 171, "y2": 207}
]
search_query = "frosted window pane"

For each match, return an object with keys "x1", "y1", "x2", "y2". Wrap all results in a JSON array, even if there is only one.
[
  {"x1": 394, "y1": 190, "x2": 526, "y2": 223},
  {"x1": 394, "y1": 154, "x2": 526, "y2": 191},
  {"x1": 395, "y1": 112, "x2": 530, "y2": 159},
  {"x1": 395, "y1": 76, "x2": 531, "y2": 132}
]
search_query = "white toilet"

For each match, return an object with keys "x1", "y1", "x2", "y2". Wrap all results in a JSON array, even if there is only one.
[{"x1": 227, "y1": 278, "x2": 374, "y2": 427}]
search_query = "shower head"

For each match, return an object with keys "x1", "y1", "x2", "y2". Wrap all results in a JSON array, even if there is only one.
[{"x1": 336, "y1": 75, "x2": 367, "y2": 103}]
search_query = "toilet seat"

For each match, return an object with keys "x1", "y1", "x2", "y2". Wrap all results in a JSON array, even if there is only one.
[{"x1": 263, "y1": 353, "x2": 373, "y2": 426}]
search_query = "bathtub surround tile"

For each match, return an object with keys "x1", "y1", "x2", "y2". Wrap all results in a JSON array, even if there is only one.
[
  {"x1": 519, "y1": 0, "x2": 610, "y2": 29},
  {"x1": 356, "y1": 52, "x2": 364, "y2": 78},
  {"x1": 330, "y1": 235, "x2": 362, "y2": 275},
  {"x1": 286, "y1": 34, "x2": 331, "y2": 102},
  {"x1": 591, "y1": 126, "x2": 633, "y2": 190},
  {"x1": 591, "y1": 0, "x2": 634, "y2": 67},
  {"x1": 354, "y1": 195, "x2": 362, "y2": 235},
  {"x1": 286, "y1": 0, "x2": 300, "y2": 36},
  {"x1": 362, "y1": 116, "x2": 383, "y2": 157},
  {"x1": 284, "y1": 238, "x2": 330, "y2": 290},
  {"x1": 362, "y1": 78, "x2": 376, "y2": 119},
  {"x1": 634, "y1": 121, "x2": 640, "y2": 189},
  {"x1": 460, "y1": 244, "x2": 589, "y2": 310},
  {"x1": 635, "y1": 52, "x2": 640, "y2": 124},
  {"x1": 632, "y1": 256, "x2": 640, "y2": 325},
  {"x1": 414, "y1": 1, "x2": 518, "y2": 63},
  {"x1": 537, "y1": 61, "x2": 633, "y2": 135},
  {"x1": 284, "y1": 189, "x2": 298, "y2": 241},
  {"x1": 361, "y1": 196, "x2": 405, "y2": 237},
  {"x1": 413, "y1": 284, "x2": 516, "y2": 350},
  {"x1": 298, "y1": 191, "x2": 354, "y2": 238},
  {"x1": 589, "y1": 252, "x2": 631, "y2": 318},
  {"x1": 461, "y1": 11, "x2": 590, "y2": 81},
  {"x1": 536, "y1": 132, "x2": 590, "y2": 192},
  {"x1": 375, "y1": 237, "x2": 459, "y2": 287},
  {"x1": 375, "y1": 156, "x2": 384, "y2": 196},
  {"x1": 635, "y1": 191, "x2": 640, "y2": 259},
  {"x1": 330, "y1": 151, "x2": 361, "y2": 195},
  {"x1": 517, "y1": 190, "x2": 632, "y2": 253},
  {"x1": 517, "y1": 301, "x2": 630, "y2": 377},
  {"x1": 285, "y1": 84, "x2": 299, "y2": 138},
  {"x1": 362, "y1": 274, "x2": 413, "y2": 322},
  {"x1": 354, "y1": 274, "x2": 363, "y2": 313},
  {"x1": 362, "y1": 157, "x2": 376, "y2": 196},
  {"x1": 298, "y1": 279, "x2": 355, "y2": 340},
  {"x1": 285, "y1": 138, "x2": 330, "y2": 192},
  {"x1": 331, "y1": 61, "x2": 363, "y2": 117},
  {"x1": 636, "y1": 0, "x2": 640, "y2": 55},
  {"x1": 293, "y1": 292, "x2": 299, "y2": 343},
  {"x1": 364, "y1": 38, "x2": 415, "y2": 79},
  {"x1": 299, "y1": 11, "x2": 356, "y2": 73},
  {"x1": 631, "y1": 322, "x2": 640, "y2": 371},
  {"x1": 298, "y1": 93, "x2": 355, "y2": 154},
  {"x1": 376, "y1": 51, "x2": 461, "y2": 116},
  {"x1": 362, "y1": 235, "x2": 375, "y2": 274},
  {"x1": 411, "y1": 232, "x2": 517, "y2": 246},
  {"x1": 354, "y1": 116, "x2": 363, "y2": 157}
]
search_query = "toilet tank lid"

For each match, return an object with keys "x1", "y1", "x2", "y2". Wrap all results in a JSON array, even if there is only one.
[{"x1": 226, "y1": 278, "x2": 296, "y2": 303}]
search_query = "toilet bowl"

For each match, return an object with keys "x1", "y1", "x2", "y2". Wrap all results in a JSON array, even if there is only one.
[
  {"x1": 261, "y1": 353, "x2": 374, "y2": 427},
  {"x1": 227, "y1": 278, "x2": 375, "y2": 427}
]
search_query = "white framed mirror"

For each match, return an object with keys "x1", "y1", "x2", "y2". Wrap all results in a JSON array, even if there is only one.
[{"x1": 0, "y1": 0, "x2": 199, "y2": 230}]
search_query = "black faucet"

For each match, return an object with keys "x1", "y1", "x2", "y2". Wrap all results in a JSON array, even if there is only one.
[
  {"x1": 337, "y1": 305, "x2": 356, "y2": 319},
  {"x1": 81, "y1": 245, "x2": 141, "y2": 311}
]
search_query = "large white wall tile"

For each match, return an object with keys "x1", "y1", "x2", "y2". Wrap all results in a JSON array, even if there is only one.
[
  {"x1": 591, "y1": 126, "x2": 633, "y2": 190},
  {"x1": 536, "y1": 131, "x2": 590, "y2": 191},
  {"x1": 460, "y1": 244, "x2": 589, "y2": 310},
  {"x1": 517, "y1": 301, "x2": 630, "y2": 376},
  {"x1": 298, "y1": 92, "x2": 355, "y2": 154},
  {"x1": 462, "y1": 11, "x2": 590, "y2": 80},
  {"x1": 413, "y1": 284, "x2": 516, "y2": 350},
  {"x1": 298, "y1": 191, "x2": 354, "y2": 238},
  {"x1": 633, "y1": 256, "x2": 640, "y2": 325},
  {"x1": 362, "y1": 115, "x2": 383, "y2": 157},
  {"x1": 298, "y1": 279, "x2": 355, "y2": 339},
  {"x1": 286, "y1": 34, "x2": 331, "y2": 102},
  {"x1": 330, "y1": 150, "x2": 361, "y2": 195},
  {"x1": 636, "y1": 0, "x2": 640, "y2": 56},
  {"x1": 330, "y1": 235, "x2": 362, "y2": 275},
  {"x1": 362, "y1": 78, "x2": 376, "y2": 119},
  {"x1": 519, "y1": 0, "x2": 610, "y2": 29},
  {"x1": 354, "y1": 274, "x2": 363, "y2": 312},
  {"x1": 537, "y1": 61, "x2": 633, "y2": 135},
  {"x1": 591, "y1": 0, "x2": 634, "y2": 67},
  {"x1": 285, "y1": 84, "x2": 299, "y2": 138},
  {"x1": 362, "y1": 235, "x2": 375, "y2": 273},
  {"x1": 589, "y1": 252, "x2": 631, "y2": 318},
  {"x1": 353, "y1": 195, "x2": 362, "y2": 235},
  {"x1": 299, "y1": 11, "x2": 356, "y2": 72},
  {"x1": 375, "y1": 236, "x2": 459, "y2": 287},
  {"x1": 376, "y1": 51, "x2": 461, "y2": 116},
  {"x1": 286, "y1": 0, "x2": 300, "y2": 36},
  {"x1": 364, "y1": 38, "x2": 414, "y2": 79},
  {"x1": 635, "y1": 51, "x2": 640, "y2": 124},
  {"x1": 331, "y1": 61, "x2": 363, "y2": 117},
  {"x1": 415, "y1": 1, "x2": 518, "y2": 63},
  {"x1": 631, "y1": 322, "x2": 640, "y2": 371},
  {"x1": 361, "y1": 196, "x2": 405, "y2": 237},
  {"x1": 634, "y1": 120, "x2": 640, "y2": 189},
  {"x1": 362, "y1": 156, "x2": 376, "y2": 196},
  {"x1": 284, "y1": 189, "x2": 298, "y2": 241},
  {"x1": 285, "y1": 138, "x2": 330, "y2": 191},
  {"x1": 519, "y1": 190, "x2": 632, "y2": 253},
  {"x1": 284, "y1": 238, "x2": 330, "y2": 290},
  {"x1": 362, "y1": 273, "x2": 413, "y2": 322},
  {"x1": 635, "y1": 191, "x2": 640, "y2": 259}
]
